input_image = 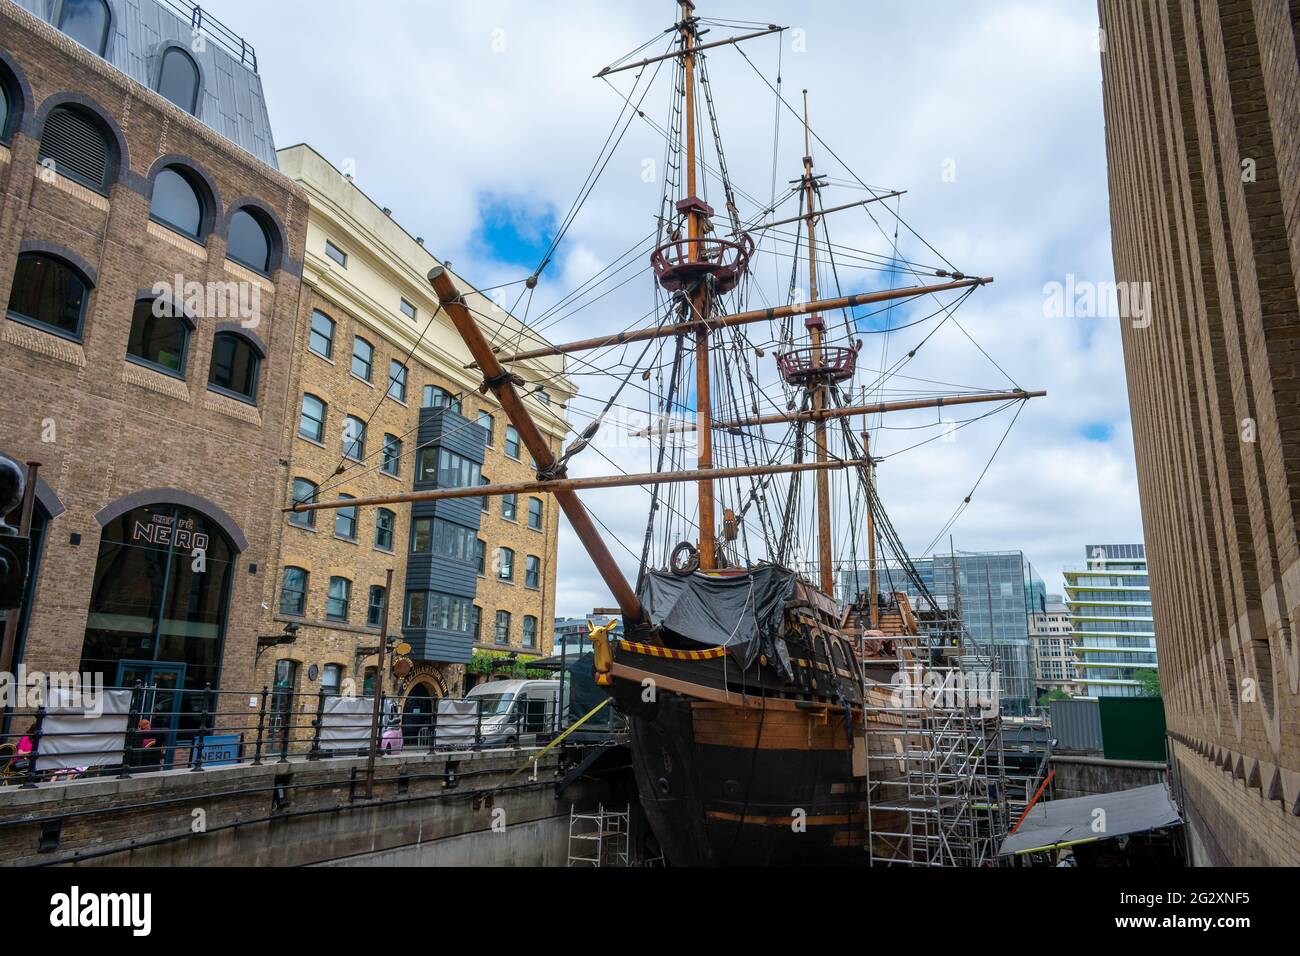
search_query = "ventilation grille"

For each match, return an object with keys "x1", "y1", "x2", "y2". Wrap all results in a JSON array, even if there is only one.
[{"x1": 38, "y1": 108, "x2": 110, "y2": 191}]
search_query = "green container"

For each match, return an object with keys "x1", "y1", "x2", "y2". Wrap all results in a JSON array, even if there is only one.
[{"x1": 1098, "y1": 697, "x2": 1167, "y2": 762}]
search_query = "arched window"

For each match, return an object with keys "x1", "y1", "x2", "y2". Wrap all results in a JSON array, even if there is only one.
[
  {"x1": 375, "y1": 509, "x2": 395, "y2": 551},
  {"x1": 0, "y1": 80, "x2": 12, "y2": 144},
  {"x1": 326, "y1": 576, "x2": 352, "y2": 622},
  {"x1": 149, "y1": 167, "x2": 205, "y2": 239},
  {"x1": 227, "y1": 208, "x2": 272, "y2": 274},
  {"x1": 381, "y1": 434, "x2": 401, "y2": 476},
  {"x1": 279, "y1": 567, "x2": 308, "y2": 616},
  {"x1": 309, "y1": 310, "x2": 334, "y2": 358},
  {"x1": 81, "y1": 502, "x2": 237, "y2": 693},
  {"x1": 6, "y1": 253, "x2": 91, "y2": 340},
  {"x1": 208, "y1": 330, "x2": 261, "y2": 402},
  {"x1": 367, "y1": 586, "x2": 387, "y2": 628},
  {"x1": 299, "y1": 393, "x2": 326, "y2": 442},
  {"x1": 127, "y1": 297, "x2": 189, "y2": 375},
  {"x1": 351, "y1": 336, "x2": 373, "y2": 381},
  {"x1": 39, "y1": 106, "x2": 112, "y2": 192},
  {"x1": 335, "y1": 495, "x2": 357, "y2": 540},
  {"x1": 342, "y1": 415, "x2": 366, "y2": 461},
  {"x1": 156, "y1": 47, "x2": 200, "y2": 114},
  {"x1": 58, "y1": 0, "x2": 111, "y2": 57},
  {"x1": 388, "y1": 361, "x2": 407, "y2": 401},
  {"x1": 288, "y1": 478, "x2": 317, "y2": 529}
]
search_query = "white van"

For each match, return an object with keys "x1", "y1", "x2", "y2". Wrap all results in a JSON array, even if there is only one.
[{"x1": 464, "y1": 679, "x2": 560, "y2": 746}]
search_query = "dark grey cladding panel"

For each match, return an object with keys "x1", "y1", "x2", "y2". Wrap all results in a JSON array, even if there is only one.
[
  {"x1": 406, "y1": 553, "x2": 478, "y2": 600},
  {"x1": 418, "y1": 407, "x2": 488, "y2": 463},
  {"x1": 433, "y1": 498, "x2": 484, "y2": 530},
  {"x1": 404, "y1": 410, "x2": 489, "y2": 637},
  {"x1": 401, "y1": 629, "x2": 473, "y2": 666},
  {"x1": 14, "y1": 0, "x2": 278, "y2": 167},
  {"x1": 411, "y1": 498, "x2": 482, "y2": 533}
]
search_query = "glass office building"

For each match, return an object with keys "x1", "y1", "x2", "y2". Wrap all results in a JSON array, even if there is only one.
[
  {"x1": 1062, "y1": 544, "x2": 1158, "y2": 698},
  {"x1": 841, "y1": 550, "x2": 1046, "y2": 716}
]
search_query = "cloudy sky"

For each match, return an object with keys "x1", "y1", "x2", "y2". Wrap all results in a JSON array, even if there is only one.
[{"x1": 217, "y1": 0, "x2": 1141, "y2": 613}]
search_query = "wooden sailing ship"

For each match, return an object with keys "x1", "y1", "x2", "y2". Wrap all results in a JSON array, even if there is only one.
[{"x1": 293, "y1": 0, "x2": 1043, "y2": 865}]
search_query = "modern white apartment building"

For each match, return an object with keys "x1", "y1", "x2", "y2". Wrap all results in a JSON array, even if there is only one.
[{"x1": 1062, "y1": 544, "x2": 1158, "y2": 698}]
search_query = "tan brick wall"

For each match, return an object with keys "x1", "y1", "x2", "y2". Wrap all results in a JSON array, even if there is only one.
[
  {"x1": 255, "y1": 281, "x2": 562, "y2": 704},
  {"x1": 1097, "y1": 0, "x2": 1300, "y2": 863},
  {"x1": 0, "y1": 3, "x2": 306, "y2": 696}
]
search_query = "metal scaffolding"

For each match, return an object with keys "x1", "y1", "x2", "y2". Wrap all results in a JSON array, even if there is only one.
[
  {"x1": 863, "y1": 647, "x2": 1011, "y2": 866},
  {"x1": 567, "y1": 804, "x2": 631, "y2": 867}
]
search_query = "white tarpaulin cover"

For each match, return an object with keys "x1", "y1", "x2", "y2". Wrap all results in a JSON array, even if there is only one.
[
  {"x1": 319, "y1": 695, "x2": 375, "y2": 752},
  {"x1": 434, "y1": 699, "x2": 479, "y2": 746},
  {"x1": 998, "y1": 783, "x2": 1182, "y2": 855},
  {"x1": 34, "y1": 688, "x2": 132, "y2": 772}
]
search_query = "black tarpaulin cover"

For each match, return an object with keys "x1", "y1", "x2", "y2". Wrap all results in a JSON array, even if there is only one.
[{"x1": 638, "y1": 565, "x2": 797, "y2": 668}]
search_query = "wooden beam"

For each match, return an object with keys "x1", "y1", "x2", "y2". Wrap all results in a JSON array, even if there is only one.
[
  {"x1": 425, "y1": 265, "x2": 647, "y2": 627},
  {"x1": 595, "y1": 25, "x2": 786, "y2": 77},
  {"x1": 629, "y1": 389, "x2": 1047, "y2": 437},
  {"x1": 736, "y1": 191, "x2": 907, "y2": 235},
  {"x1": 489, "y1": 275, "x2": 993, "y2": 365},
  {"x1": 284, "y1": 456, "x2": 869, "y2": 514}
]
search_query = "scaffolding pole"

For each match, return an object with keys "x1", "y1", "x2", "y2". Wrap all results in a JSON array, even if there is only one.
[{"x1": 863, "y1": 641, "x2": 1010, "y2": 866}]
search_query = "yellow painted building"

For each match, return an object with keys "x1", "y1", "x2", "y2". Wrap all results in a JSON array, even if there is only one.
[{"x1": 256, "y1": 144, "x2": 574, "y2": 717}]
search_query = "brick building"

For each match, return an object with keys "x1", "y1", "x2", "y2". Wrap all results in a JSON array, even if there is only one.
[
  {"x1": 259, "y1": 145, "x2": 573, "y2": 729},
  {"x1": 0, "y1": 0, "x2": 306, "y2": 727},
  {"x1": 1098, "y1": 0, "x2": 1299, "y2": 864}
]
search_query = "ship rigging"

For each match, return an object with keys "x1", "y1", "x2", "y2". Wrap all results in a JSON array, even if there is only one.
[{"x1": 288, "y1": 0, "x2": 1045, "y2": 866}]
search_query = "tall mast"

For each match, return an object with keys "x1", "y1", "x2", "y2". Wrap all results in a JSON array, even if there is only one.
[
  {"x1": 679, "y1": 0, "x2": 718, "y2": 571},
  {"x1": 802, "y1": 91, "x2": 835, "y2": 597},
  {"x1": 864, "y1": 430, "x2": 879, "y2": 629}
]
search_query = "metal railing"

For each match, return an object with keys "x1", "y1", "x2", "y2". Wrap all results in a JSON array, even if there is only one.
[
  {"x1": 157, "y1": 0, "x2": 259, "y2": 73},
  {"x1": 0, "y1": 683, "x2": 595, "y2": 789}
]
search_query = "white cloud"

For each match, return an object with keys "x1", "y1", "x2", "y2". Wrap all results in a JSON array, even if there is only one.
[{"x1": 218, "y1": 0, "x2": 1141, "y2": 609}]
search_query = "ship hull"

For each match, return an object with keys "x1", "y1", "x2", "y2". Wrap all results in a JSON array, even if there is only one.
[
  {"x1": 626, "y1": 689, "x2": 879, "y2": 865},
  {"x1": 604, "y1": 569, "x2": 912, "y2": 865}
]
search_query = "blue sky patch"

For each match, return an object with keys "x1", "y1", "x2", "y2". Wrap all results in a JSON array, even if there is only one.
[
  {"x1": 1080, "y1": 421, "x2": 1114, "y2": 442},
  {"x1": 473, "y1": 193, "x2": 558, "y2": 268}
]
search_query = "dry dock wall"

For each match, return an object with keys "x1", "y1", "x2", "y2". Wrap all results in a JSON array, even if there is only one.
[{"x1": 0, "y1": 748, "x2": 603, "y2": 867}]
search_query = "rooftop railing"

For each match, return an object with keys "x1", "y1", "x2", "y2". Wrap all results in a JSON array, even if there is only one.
[{"x1": 157, "y1": 0, "x2": 258, "y2": 73}]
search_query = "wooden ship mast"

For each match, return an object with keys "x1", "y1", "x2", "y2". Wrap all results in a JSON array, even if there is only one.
[{"x1": 287, "y1": 0, "x2": 1045, "y2": 632}]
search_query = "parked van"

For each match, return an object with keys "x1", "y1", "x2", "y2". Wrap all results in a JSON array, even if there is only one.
[{"x1": 464, "y1": 679, "x2": 560, "y2": 746}]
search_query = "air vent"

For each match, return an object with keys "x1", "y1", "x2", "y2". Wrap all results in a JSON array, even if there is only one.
[{"x1": 38, "y1": 108, "x2": 110, "y2": 192}]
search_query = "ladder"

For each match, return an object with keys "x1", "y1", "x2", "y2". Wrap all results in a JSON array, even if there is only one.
[{"x1": 567, "y1": 804, "x2": 631, "y2": 867}]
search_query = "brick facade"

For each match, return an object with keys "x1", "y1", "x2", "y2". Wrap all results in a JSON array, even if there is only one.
[
  {"x1": 0, "y1": 1, "x2": 306, "y2": 696},
  {"x1": 257, "y1": 284, "x2": 564, "y2": 702},
  {"x1": 255, "y1": 146, "x2": 569, "y2": 711},
  {"x1": 1097, "y1": 0, "x2": 1300, "y2": 864}
]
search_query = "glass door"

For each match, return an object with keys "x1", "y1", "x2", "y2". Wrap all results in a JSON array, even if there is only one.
[{"x1": 116, "y1": 661, "x2": 186, "y2": 768}]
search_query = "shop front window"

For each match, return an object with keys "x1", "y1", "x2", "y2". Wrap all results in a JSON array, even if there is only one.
[{"x1": 81, "y1": 503, "x2": 237, "y2": 693}]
